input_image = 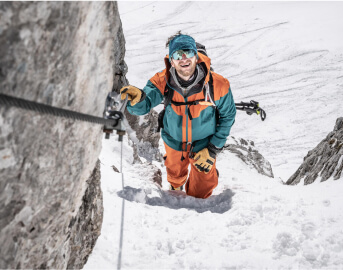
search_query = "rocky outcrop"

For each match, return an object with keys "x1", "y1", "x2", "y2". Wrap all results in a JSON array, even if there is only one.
[
  {"x1": 223, "y1": 136, "x2": 274, "y2": 178},
  {"x1": 125, "y1": 110, "x2": 162, "y2": 162},
  {"x1": 0, "y1": 2, "x2": 126, "y2": 269},
  {"x1": 287, "y1": 117, "x2": 343, "y2": 185},
  {"x1": 110, "y1": 77, "x2": 162, "y2": 162}
]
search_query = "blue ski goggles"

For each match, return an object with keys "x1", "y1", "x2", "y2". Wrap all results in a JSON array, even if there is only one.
[{"x1": 171, "y1": 49, "x2": 196, "y2": 60}]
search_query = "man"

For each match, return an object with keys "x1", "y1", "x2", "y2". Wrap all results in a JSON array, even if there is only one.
[{"x1": 120, "y1": 33, "x2": 236, "y2": 199}]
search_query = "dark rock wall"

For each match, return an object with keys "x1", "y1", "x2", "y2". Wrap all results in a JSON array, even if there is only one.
[
  {"x1": 67, "y1": 160, "x2": 103, "y2": 269},
  {"x1": 287, "y1": 117, "x2": 343, "y2": 185},
  {"x1": 0, "y1": 2, "x2": 127, "y2": 269}
]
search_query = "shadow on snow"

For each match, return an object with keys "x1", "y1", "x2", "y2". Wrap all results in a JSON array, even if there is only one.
[{"x1": 117, "y1": 186, "x2": 234, "y2": 214}]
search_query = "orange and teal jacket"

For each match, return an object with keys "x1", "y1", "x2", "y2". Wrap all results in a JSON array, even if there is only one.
[{"x1": 127, "y1": 53, "x2": 236, "y2": 152}]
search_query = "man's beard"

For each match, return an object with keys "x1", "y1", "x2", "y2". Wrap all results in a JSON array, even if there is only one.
[{"x1": 177, "y1": 63, "x2": 196, "y2": 79}]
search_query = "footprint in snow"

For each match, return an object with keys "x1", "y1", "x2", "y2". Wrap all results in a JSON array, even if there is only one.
[{"x1": 117, "y1": 186, "x2": 234, "y2": 214}]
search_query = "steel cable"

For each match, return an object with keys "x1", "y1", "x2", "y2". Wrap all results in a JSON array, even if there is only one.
[
  {"x1": 1, "y1": 92, "x2": 128, "y2": 269},
  {"x1": 0, "y1": 93, "x2": 118, "y2": 126}
]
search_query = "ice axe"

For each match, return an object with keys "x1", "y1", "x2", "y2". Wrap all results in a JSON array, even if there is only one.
[{"x1": 235, "y1": 100, "x2": 266, "y2": 121}]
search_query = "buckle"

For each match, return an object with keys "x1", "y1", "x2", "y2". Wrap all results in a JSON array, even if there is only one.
[
  {"x1": 188, "y1": 143, "x2": 195, "y2": 158},
  {"x1": 186, "y1": 142, "x2": 193, "y2": 152},
  {"x1": 181, "y1": 142, "x2": 192, "y2": 152}
]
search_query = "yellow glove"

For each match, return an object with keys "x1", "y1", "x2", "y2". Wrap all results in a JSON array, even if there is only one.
[
  {"x1": 193, "y1": 147, "x2": 216, "y2": 174},
  {"x1": 120, "y1": 85, "x2": 143, "y2": 106}
]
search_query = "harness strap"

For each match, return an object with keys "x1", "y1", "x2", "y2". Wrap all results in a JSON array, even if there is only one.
[
  {"x1": 171, "y1": 99, "x2": 205, "y2": 106},
  {"x1": 170, "y1": 99, "x2": 206, "y2": 120}
]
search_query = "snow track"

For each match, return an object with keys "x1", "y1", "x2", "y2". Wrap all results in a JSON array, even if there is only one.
[{"x1": 118, "y1": 187, "x2": 234, "y2": 214}]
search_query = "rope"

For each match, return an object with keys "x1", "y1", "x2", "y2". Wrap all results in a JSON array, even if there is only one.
[
  {"x1": 0, "y1": 93, "x2": 118, "y2": 126},
  {"x1": 117, "y1": 139, "x2": 125, "y2": 270}
]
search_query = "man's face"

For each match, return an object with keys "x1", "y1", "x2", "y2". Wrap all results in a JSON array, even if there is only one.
[{"x1": 171, "y1": 52, "x2": 197, "y2": 81}]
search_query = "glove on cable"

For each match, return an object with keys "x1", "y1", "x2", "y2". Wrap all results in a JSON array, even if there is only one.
[
  {"x1": 193, "y1": 143, "x2": 221, "y2": 174},
  {"x1": 120, "y1": 85, "x2": 145, "y2": 106}
]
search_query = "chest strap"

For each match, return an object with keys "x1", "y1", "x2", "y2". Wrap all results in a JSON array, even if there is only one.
[{"x1": 171, "y1": 99, "x2": 205, "y2": 120}]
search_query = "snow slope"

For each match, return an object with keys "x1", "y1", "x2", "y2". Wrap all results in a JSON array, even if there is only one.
[{"x1": 85, "y1": 2, "x2": 343, "y2": 269}]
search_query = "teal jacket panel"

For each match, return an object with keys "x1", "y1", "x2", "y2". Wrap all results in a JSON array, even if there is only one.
[
  {"x1": 191, "y1": 106, "x2": 217, "y2": 142},
  {"x1": 161, "y1": 129, "x2": 210, "y2": 153},
  {"x1": 126, "y1": 80, "x2": 163, "y2": 115},
  {"x1": 210, "y1": 88, "x2": 236, "y2": 148},
  {"x1": 162, "y1": 105, "x2": 183, "y2": 142}
]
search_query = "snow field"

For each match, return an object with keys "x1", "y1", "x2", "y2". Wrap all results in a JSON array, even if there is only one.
[
  {"x1": 85, "y1": 135, "x2": 343, "y2": 269},
  {"x1": 85, "y1": 2, "x2": 343, "y2": 269}
]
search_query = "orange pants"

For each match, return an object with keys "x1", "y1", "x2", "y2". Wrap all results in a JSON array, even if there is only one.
[{"x1": 164, "y1": 143, "x2": 218, "y2": 199}]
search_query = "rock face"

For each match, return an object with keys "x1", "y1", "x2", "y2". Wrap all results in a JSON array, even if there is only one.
[
  {"x1": 67, "y1": 160, "x2": 103, "y2": 269},
  {"x1": 287, "y1": 117, "x2": 343, "y2": 185},
  {"x1": 0, "y1": 2, "x2": 127, "y2": 269},
  {"x1": 223, "y1": 136, "x2": 274, "y2": 178}
]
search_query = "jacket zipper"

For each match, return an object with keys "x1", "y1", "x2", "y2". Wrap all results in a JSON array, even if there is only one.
[
  {"x1": 185, "y1": 96, "x2": 188, "y2": 149},
  {"x1": 164, "y1": 75, "x2": 209, "y2": 149}
]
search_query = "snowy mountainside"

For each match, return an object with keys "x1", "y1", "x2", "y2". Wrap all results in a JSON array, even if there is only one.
[
  {"x1": 118, "y1": 1, "x2": 343, "y2": 180},
  {"x1": 85, "y1": 2, "x2": 343, "y2": 269},
  {"x1": 85, "y1": 135, "x2": 343, "y2": 269}
]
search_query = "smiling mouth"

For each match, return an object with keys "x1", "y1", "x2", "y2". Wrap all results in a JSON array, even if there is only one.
[{"x1": 180, "y1": 63, "x2": 190, "y2": 68}]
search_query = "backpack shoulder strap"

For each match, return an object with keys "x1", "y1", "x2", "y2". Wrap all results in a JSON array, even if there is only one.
[
  {"x1": 202, "y1": 72, "x2": 216, "y2": 106},
  {"x1": 164, "y1": 85, "x2": 174, "y2": 108},
  {"x1": 203, "y1": 72, "x2": 219, "y2": 123},
  {"x1": 208, "y1": 72, "x2": 215, "y2": 103}
]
